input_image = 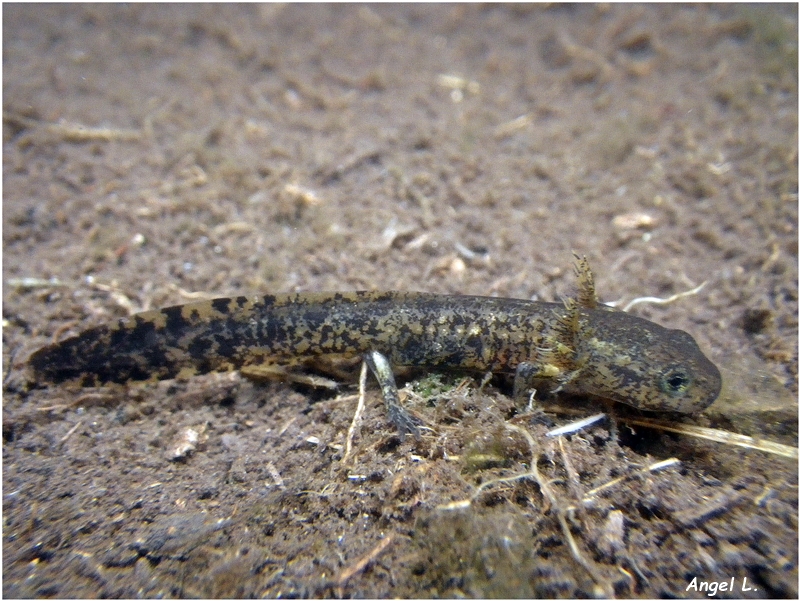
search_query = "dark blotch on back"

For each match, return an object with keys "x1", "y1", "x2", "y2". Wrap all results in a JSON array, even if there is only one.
[
  {"x1": 30, "y1": 317, "x2": 164, "y2": 384},
  {"x1": 211, "y1": 298, "x2": 231, "y2": 314}
]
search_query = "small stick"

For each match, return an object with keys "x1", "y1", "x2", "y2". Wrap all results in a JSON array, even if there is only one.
[
  {"x1": 342, "y1": 360, "x2": 368, "y2": 465},
  {"x1": 569, "y1": 458, "x2": 681, "y2": 511},
  {"x1": 622, "y1": 281, "x2": 707, "y2": 312},
  {"x1": 38, "y1": 392, "x2": 115, "y2": 412},
  {"x1": 335, "y1": 534, "x2": 394, "y2": 588},
  {"x1": 58, "y1": 420, "x2": 83, "y2": 445},
  {"x1": 265, "y1": 461, "x2": 286, "y2": 490},
  {"x1": 622, "y1": 417, "x2": 798, "y2": 459},
  {"x1": 546, "y1": 413, "x2": 606, "y2": 437},
  {"x1": 5, "y1": 114, "x2": 142, "y2": 142}
]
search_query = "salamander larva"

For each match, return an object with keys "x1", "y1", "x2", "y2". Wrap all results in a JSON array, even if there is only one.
[{"x1": 30, "y1": 258, "x2": 722, "y2": 437}]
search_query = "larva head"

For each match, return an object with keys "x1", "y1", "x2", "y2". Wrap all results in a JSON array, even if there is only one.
[{"x1": 577, "y1": 309, "x2": 722, "y2": 413}]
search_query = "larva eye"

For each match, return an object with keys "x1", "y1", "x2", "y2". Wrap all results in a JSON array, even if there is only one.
[{"x1": 659, "y1": 368, "x2": 693, "y2": 397}]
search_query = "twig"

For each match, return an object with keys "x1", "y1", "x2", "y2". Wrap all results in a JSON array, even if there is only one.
[
  {"x1": 265, "y1": 461, "x2": 286, "y2": 490},
  {"x1": 342, "y1": 360, "x2": 368, "y2": 465},
  {"x1": 621, "y1": 281, "x2": 707, "y2": 312},
  {"x1": 557, "y1": 436, "x2": 584, "y2": 502},
  {"x1": 335, "y1": 535, "x2": 394, "y2": 587},
  {"x1": 5, "y1": 113, "x2": 142, "y2": 142},
  {"x1": 58, "y1": 421, "x2": 83, "y2": 445},
  {"x1": 546, "y1": 413, "x2": 606, "y2": 437},
  {"x1": 569, "y1": 458, "x2": 681, "y2": 511},
  {"x1": 37, "y1": 392, "x2": 115, "y2": 412},
  {"x1": 621, "y1": 417, "x2": 798, "y2": 459}
]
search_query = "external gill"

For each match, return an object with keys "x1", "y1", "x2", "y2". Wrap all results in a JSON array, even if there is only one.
[{"x1": 512, "y1": 257, "x2": 598, "y2": 399}]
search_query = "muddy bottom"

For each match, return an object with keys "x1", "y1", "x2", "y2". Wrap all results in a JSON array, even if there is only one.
[{"x1": 3, "y1": 4, "x2": 797, "y2": 598}]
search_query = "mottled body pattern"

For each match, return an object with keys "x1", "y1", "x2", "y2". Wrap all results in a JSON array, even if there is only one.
[{"x1": 30, "y1": 263, "x2": 722, "y2": 436}]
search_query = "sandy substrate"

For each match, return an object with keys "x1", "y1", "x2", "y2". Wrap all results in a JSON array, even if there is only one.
[{"x1": 3, "y1": 5, "x2": 797, "y2": 598}]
